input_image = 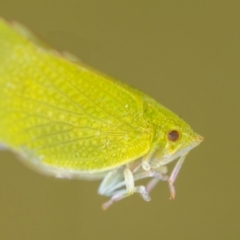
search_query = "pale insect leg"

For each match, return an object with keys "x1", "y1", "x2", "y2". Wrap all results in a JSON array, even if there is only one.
[
  {"x1": 100, "y1": 167, "x2": 154, "y2": 210},
  {"x1": 100, "y1": 168, "x2": 166, "y2": 196},
  {"x1": 146, "y1": 172, "x2": 168, "y2": 193},
  {"x1": 98, "y1": 168, "x2": 124, "y2": 196},
  {"x1": 99, "y1": 168, "x2": 149, "y2": 197},
  {"x1": 141, "y1": 149, "x2": 156, "y2": 171},
  {"x1": 99, "y1": 165, "x2": 169, "y2": 209},
  {"x1": 146, "y1": 178, "x2": 161, "y2": 193},
  {"x1": 168, "y1": 154, "x2": 187, "y2": 199},
  {"x1": 131, "y1": 166, "x2": 168, "y2": 194}
]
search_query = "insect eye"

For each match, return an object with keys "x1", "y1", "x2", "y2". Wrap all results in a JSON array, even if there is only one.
[{"x1": 167, "y1": 130, "x2": 180, "y2": 142}]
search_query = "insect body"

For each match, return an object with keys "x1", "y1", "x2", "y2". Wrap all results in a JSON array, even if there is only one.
[{"x1": 0, "y1": 19, "x2": 203, "y2": 209}]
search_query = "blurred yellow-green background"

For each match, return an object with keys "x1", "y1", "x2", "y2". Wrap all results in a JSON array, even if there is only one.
[{"x1": 0, "y1": 1, "x2": 239, "y2": 239}]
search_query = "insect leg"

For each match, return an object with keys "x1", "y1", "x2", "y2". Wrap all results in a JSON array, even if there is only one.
[
  {"x1": 98, "y1": 168, "x2": 124, "y2": 197},
  {"x1": 145, "y1": 172, "x2": 169, "y2": 193},
  {"x1": 100, "y1": 167, "x2": 152, "y2": 210},
  {"x1": 168, "y1": 154, "x2": 187, "y2": 199},
  {"x1": 141, "y1": 150, "x2": 155, "y2": 171},
  {"x1": 100, "y1": 165, "x2": 170, "y2": 209}
]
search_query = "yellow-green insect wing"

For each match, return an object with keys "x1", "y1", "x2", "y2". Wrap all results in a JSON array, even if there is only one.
[{"x1": 0, "y1": 19, "x2": 153, "y2": 172}]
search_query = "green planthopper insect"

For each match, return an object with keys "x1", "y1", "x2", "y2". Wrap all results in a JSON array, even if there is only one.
[{"x1": 0, "y1": 18, "x2": 203, "y2": 209}]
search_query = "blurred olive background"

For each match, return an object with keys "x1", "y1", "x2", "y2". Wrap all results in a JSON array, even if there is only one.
[{"x1": 0, "y1": 1, "x2": 239, "y2": 239}]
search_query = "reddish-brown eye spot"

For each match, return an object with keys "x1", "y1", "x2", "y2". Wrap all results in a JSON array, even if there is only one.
[{"x1": 167, "y1": 130, "x2": 180, "y2": 142}]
